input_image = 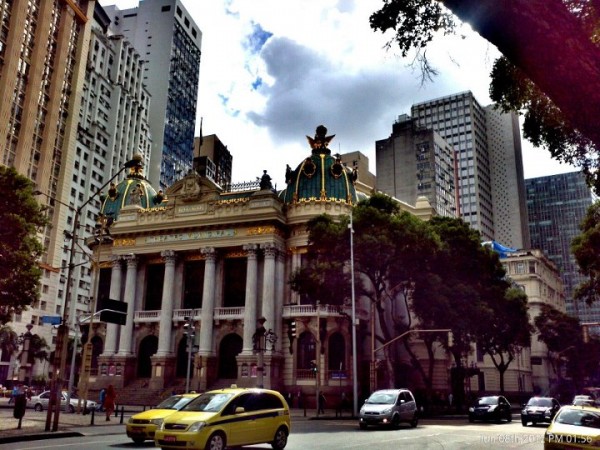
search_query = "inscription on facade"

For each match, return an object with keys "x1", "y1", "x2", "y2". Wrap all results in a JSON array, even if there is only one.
[
  {"x1": 177, "y1": 204, "x2": 207, "y2": 214},
  {"x1": 114, "y1": 238, "x2": 136, "y2": 247},
  {"x1": 145, "y1": 229, "x2": 236, "y2": 244}
]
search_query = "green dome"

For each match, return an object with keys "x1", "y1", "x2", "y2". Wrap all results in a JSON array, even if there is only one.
[
  {"x1": 281, "y1": 125, "x2": 358, "y2": 204},
  {"x1": 100, "y1": 156, "x2": 166, "y2": 220}
]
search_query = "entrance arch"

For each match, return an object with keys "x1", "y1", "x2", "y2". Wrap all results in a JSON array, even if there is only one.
[
  {"x1": 218, "y1": 334, "x2": 242, "y2": 379},
  {"x1": 137, "y1": 335, "x2": 158, "y2": 378},
  {"x1": 176, "y1": 337, "x2": 192, "y2": 378}
]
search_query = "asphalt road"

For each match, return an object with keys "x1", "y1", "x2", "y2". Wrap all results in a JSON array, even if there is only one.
[{"x1": 0, "y1": 416, "x2": 548, "y2": 450}]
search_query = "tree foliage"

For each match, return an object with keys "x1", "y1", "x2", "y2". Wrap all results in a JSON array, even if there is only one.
[
  {"x1": 0, "y1": 166, "x2": 47, "y2": 324},
  {"x1": 572, "y1": 200, "x2": 600, "y2": 305},
  {"x1": 370, "y1": 0, "x2": 600, "y2": 194}
]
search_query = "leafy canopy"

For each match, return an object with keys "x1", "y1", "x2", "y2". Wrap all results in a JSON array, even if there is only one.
[
  {"x1": 572, "y1": 200, "x2": 600, "y2": 305},
  {"x1": 0, "y1": 166, "x2": 47, "y2": 324}
]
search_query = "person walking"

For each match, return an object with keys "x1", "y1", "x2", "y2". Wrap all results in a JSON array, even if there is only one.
[
  {"x1": 318, "y1": 392, "x2": 326, "y2": 415},
  {"x1": 98, "y1": 388, "x2": 106, "y2": 412},
  {"x1": 104, "y1": 385, "x2": 116, "y2": 421}
]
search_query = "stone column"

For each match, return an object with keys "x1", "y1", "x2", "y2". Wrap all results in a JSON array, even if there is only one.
[
  {"x1": 103, "y1": 256, "x2": 122, "y2": 356},
  {"x1": 275, "y1": 248, "x2": 286, "y2": 353},
  {"x1": 117, "y1": 255, "x2": 138, "y2": 356},
  {"x1": 198, "y1": 248, "x2": 216, "y2": 356},
  {"x1": 156, "y1": 250, "x2": 176, "y2": 356},
  {"x1": 261, "y1": 243, "x2": 277, "y2": 351},
  {"x1": 241, "y1": 244, "x2": 259, "y2": 355}
]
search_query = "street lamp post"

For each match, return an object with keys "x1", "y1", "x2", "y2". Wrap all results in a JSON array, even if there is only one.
[
  {"x1": 252, "y1": 317, "x2": 277, "y2": 389},
  {"x1": 183, "y1": 316, "x2": 196, "y2": 393},
  {"x1": 38, "y1": 157, "x2": 141, "y2": 432},
  {"x1": 348, "y1": 211, "x2": 358, "y2": 417}
]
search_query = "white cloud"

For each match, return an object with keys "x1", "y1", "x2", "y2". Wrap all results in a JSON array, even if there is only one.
[{"x1": 101, "y1": 0, "x2": 578, "y2": 187}]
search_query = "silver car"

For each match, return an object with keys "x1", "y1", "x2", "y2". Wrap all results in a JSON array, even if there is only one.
[
  {"x1": 359, "y1": 389, "x2": 418, "y2": 429},
  {"x1": 30, "y1": 390, "x2": 97, "y2": 413}
]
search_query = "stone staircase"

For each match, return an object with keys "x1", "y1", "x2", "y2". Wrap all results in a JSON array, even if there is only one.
[{"x1": 114, "y1": 379, "x2": 169, "y2": 408}]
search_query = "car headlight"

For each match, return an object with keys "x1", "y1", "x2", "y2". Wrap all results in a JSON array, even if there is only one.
[
  {"x1": 128, "y1": 417, "x2": 135, "y2": 424},
  {"x1": 151, "y1": 418, "x2": 164, "y2": 427},
  {"x1": 468, "y1": 407, "x2": 474, "y2": 412},
  {"x1": 188, "y1": 421, "x2": 207, "y2": 432}
]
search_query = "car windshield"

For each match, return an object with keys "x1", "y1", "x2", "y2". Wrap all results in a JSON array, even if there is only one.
[
  {"x1": 477, "y1": 397, "x2": 499, "y2": 406},
  {"x1": 555, "y1": 408, "x2": 600, "y2": 429},
  {"x1": 527, "y1": 398, "x2": 552, "y2": 407},
  {"x1": 366, "y1": 392, "x2": 396, "y2": 405},
  {"x1": 181, "y1": 393, "x2": 234, "y2": 413},
  {"x1": 156, "y1": 395, "x2": 194, "y2": 410}
]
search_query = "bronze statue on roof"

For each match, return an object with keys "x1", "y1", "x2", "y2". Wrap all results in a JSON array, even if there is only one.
[{"x1": 306, "y1": 125, "x2": 335, "y2": 153}]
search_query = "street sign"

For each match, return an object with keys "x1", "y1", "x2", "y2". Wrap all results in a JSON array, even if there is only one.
[
  {"x1": 97, "y1": 298, "x2": 127, "y2": 325},
  {"x1": 41, "y1": 316, "x2": 62, "y2": 325}
]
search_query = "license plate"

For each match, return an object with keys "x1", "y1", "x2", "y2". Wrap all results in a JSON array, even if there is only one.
[
  {"x1": 130, "y1": 429, "x2": 143, "y2": 434},
  {"x1": 164, "y1": 436, "x2": 177, "y2": 442}
]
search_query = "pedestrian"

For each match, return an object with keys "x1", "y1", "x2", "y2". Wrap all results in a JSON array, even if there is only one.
[
  {"x1": 448, "y1": 392, "x2": 454, "y2": 412},
  {"x1": 104, "y1": 384, "x2": 117, "y2": 421},
  {"x1": 8, "y1": 385, "x2": 18, "y2": 405},
  {"x1": 318, "y1": 392, "x2": 326, "y2": 414},
  {"x1": 98, "y1": 388, "x2": 106, "y2": 412}
]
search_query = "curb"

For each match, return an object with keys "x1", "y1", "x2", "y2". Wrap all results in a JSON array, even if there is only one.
[{"x1": 0, "y1": 431, "x2": 83, "y2": 444}]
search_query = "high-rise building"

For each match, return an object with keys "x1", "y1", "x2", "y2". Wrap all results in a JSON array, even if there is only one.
[
  {"x1": 340, "y1": 151, "x2": 376, "y2": 195},
  {"x1": 102, "y1": 0, "x2": 202, "y2": 190},
  {"x1": 194, "y1": 135, "x2": 232, "y2": 189},
  {"x1": 65, "y1": 3, "x2": 153, "y2": 322},
  {"x1": 526, "y1": 172, "x2": 596, "y2": 321},
  {"x1": 375, "y1": 114, "x2": 457, "y2": 217},
  {"x1": 410, "y1": 91, "x2": 529, "y2": 248},
  {"x1": 0, "y1": 0, "x2": 95, "y2": 382}
]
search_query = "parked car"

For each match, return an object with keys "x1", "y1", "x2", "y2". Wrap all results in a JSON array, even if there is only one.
[
  {"x1": 521, "y1": 396, "x2": 561, "y2": 426},
  {"x1": 544, "y1": 404, "x2": 600, "y2": 449},
  {"x1": 154, "y1": 387, "x2": 290, "y2": 450},
  {"x1": 126, "y1": 393, "x2": 200, "y2": 444},
  {"x1": 358, "y1": 389, "x2": 418, "y2": 429},
  {"x1": 30, "y1": 390, "x2": 96, "y2": 413},
  {"x1": 573, "y1": 395, "x2": 596, "y2": 406},
  {"x1": 468, "y1": 395, "x2": 512, "y2": 423}
]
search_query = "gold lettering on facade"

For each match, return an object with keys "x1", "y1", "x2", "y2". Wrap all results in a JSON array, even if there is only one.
[
  {"x1": 145, "y1": 229, "x2": 236, "y2": 244},
  {"x1": 247, "y1": 226, "x2": 276, "y2": 235}
]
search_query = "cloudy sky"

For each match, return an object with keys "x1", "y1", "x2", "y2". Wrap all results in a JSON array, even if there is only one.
[{"x1": 101, "y1": 0, "x2": 576, "y2": 188}]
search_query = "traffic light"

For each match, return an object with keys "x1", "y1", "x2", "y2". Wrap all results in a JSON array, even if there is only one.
[
  {"x1": 289, "y1": 320, "x2": 297, "y2": 338},
  {"x1": 310, "y1": 360, "x2": 317, "y2": 373}
]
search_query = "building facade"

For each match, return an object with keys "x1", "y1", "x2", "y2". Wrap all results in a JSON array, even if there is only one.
[
  {"x1": 0, "y1": 0, "x2": 95, "y2": 384},
  {"x1": 410, "y1": 92, "x2": 529, "y2": 248},
  {"x1": 375, "y1": 114, "x2": 457, "y2": 218},
  {"x1": 526, "y1": 172, "x2": 596, "y2": 322},
  {"x1": 194, "y1": 134, "x2": 233, "y2": 189},
  {"x1": 103, "y1": 0, "x2": 202, "y2": 190}
]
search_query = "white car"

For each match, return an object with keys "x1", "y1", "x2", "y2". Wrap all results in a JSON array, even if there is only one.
[{"x1": 30, "y1": 390, "x2": 97, "y2": 413}]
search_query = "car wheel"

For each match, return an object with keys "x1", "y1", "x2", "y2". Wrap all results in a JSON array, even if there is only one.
[
  {"x1": 507, "y1": 411, "x2": 512, "y2": 422},
  {"x1": 132, "y1": 438, "x2": 145, "y2": 445},
  {"x1": 206, "y1": 432, "x2": 226, "y2": 450},
  {"x1": 359, "y1": 423, "x2": 368, "y2": 430},
  {"x1": 521, "y1": 418, "x2": 528, "y2": 426},
  {"x1": 410, "y1": 413, "x2": 418, "y2": 428},
  {"x1": 271, "y1": 426, "x2": 288, "y2": 450},
  {"x1": 391, "y1": 414, "x2": 400, "y2": 428},
  {"x1": 34, "y1": 404, "x2": 43, "y2": 412}
]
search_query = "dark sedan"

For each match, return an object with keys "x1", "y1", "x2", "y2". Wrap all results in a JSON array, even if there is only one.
[
  {"x1": 521, "y1": 397, "x2": 560, "y2": 426},
  {"x1": 468, "y1": 395, "x2": 512, "y2": 423}
]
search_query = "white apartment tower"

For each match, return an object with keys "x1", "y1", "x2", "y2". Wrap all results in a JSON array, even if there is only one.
[
  {"x1": 102, "y1": 0, "x2": 202, "y2": 190},
  {"x1": 411, "y1": 92, "x2": 529, "y2": 248},
  {"x1": 64, "y1": 3, "x2": 152, "y2": 322}
]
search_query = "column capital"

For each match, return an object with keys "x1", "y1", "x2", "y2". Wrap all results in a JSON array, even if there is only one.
[
  {"x1": 243, "y1": 244, "x2": 259, "y2": 258},
  {"x1": 161, "y1": 250, "x2": 177, "y2": 264},
  {"x1": 201, "y1": 247, "x2": 217, "y2": 261},
  {"x1": 261, "y1": 242, "x2": 279, "y2": 258},
  {"x1": 110, "y1": 255, "x2": 122, "y2": 267},
  {"x1": 124, "y1": 254, "x2": 138, "y2": 268}
]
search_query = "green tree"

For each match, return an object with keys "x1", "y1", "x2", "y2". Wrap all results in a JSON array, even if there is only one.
[
  {"x1": 478, "y1": 287, "x2": 532, "y2": 394},
  {"x1": 0, "y1": 325, "x2": 18, "y2": 358},
  {"x1": 0, "y1": 166, "x2": 47, "y2": 324},
  {"x1": 370, "y1": 0, "x2": 600, "y2": 193},
  {"x1": 534, "y1": 304, "x2": 583, "y2": 392},
  {"x1": 572, "y1": 200, "x2": 600, "y2": 306}
]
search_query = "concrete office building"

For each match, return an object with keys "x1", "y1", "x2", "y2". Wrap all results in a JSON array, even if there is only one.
[
  {"x1": 526, "y1": 172, "x2": 596, "y2": 322},
  {"x1": 194, "y1": 135, "x2": 232, "y2": 190},
  {"x1": 376, "y1": 114, "x2": 457, "y2": 218},
  {"x1": 65, "y1": 3, "x2": 153, "y2": 324},
  {"x1": 0, "y1": 0, "x2": 95, "y2": 383},
  {"x1": 103, "y1": 0, "x2": 202, "y2": 190},
  {"x1": 410, "y1": 92, "x2": 529, "y2": 249}
]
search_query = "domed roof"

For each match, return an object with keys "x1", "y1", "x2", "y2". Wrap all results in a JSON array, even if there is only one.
[
  {"x1": 99, "y1": 154, "x2": 166, "y2": 220},
  {"x1": 281, "y1": 125, "x2": 358, "y2": 204}
]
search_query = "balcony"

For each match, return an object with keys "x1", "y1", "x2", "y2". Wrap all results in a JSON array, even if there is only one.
[{"x1": 283, "y1": 304, "x2": 350, "y2": 319}]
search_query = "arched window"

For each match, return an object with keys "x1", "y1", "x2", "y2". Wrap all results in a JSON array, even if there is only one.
[
  {"x1": 296, "y1": 331, "x2": 316, "y2": 370},
  {"x1": 328, "y1": 332, "x2": 345, "y2": 371}
]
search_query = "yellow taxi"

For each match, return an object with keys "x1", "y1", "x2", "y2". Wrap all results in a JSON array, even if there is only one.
[
  {"x1": 544, "y1": 404, "x2": 600, "y2": 449},
  {"x1": 154, "y1": 386, "x2": 290, "y2": 450},
  {"x1": 126, "y1": 393, "x2": 200, "y2": 444}
]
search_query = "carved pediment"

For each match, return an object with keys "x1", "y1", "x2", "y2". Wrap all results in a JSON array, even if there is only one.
[{"x1": 166, "y1": 170, "x2": 222, "y2": 202}]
